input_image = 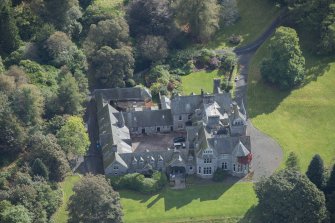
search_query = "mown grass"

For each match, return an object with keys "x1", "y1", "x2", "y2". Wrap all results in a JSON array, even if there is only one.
[
  {"x1": 51, "y1": 175, "x2": 81, "y2": 223},
  {"x1": 206, "y1": 0, "x2": 280, "y2": 49},
  {"x1": 180, "y1": 70, "x2": 221, "y2": 95},
  {"x1": 120, "y1": 182, "x2": 256, "y2": 223},
  {"x1": 247, "y1": 33, "x2": 335, "y2": 171}
]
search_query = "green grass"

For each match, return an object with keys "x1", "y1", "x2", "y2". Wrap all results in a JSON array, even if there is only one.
[
  {"x1": 120, "y1": 182, "x2": 257, "y2": 223},
  {"x1": 207, "y1": 0, "x2": 280, "y2": 49},
  {"x1": 52, "y1": 175, "x2": 81, "y2": 223},
  {"x1": 247, "y1": 35, "x2": 335, "y2": 171},
  {"x1": 180, "y1": 70, "x2": 221, "y2": 95},
  {"x1": 93, "y1": 0, "x2": 124, "y2": 14}
]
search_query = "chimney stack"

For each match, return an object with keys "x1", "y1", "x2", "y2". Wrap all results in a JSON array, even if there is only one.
[
  {"x1": 232, "y1": 102, "x2": 239, "y2": 119},
  {"x1": 118, "y1": 112, "x2": 125, "y2": 127},
  {"x1": 213, "y1": 78, "x2": 221, "y2": 94}
]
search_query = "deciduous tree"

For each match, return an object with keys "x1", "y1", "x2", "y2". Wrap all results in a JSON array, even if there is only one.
[
  {"x1": 176, "y1": 0, "x2": 220, "y2": 42},
  {"x1": 255, "y1": 169, "x2": 328, "y2": 223},
  {"x1": 137, "y1": 35, "x2": 168, "y2": 63},
  {"x1": 261, "y1": 26, "x2": 305, "y2": 89},
  {"x1": 68, "y1": 174, "x2": 123, "y2": 223},
  {"x1": 57, "y1": 116, "x2": 90, "y2": 157},
  {"x1": 90, "y1": 46, "x2": 134, "y2": 88}
]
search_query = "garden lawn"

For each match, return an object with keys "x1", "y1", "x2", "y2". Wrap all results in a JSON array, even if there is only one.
[
  {"x1": 51, "y1": 175, "x2": 81, "y2": 223},
  {"x1": 207, "y1": 0, "x2": 280, "y2": 49},
  {"x1": 120, "y1": 182, "x2": 256, "y2": 223},
  {"x1": 247, "y1": 36, "x2": 335, "y2": 171},
  {"x1": 181, "y1": 70, "x2": 221, "y2": 95}
]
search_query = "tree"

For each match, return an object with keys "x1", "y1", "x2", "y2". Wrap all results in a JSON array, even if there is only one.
[
  {"x1": 306, "y1": 154, "x2": 325, "y2": 190},
  {"x1": 68, "y1": 174, "x2": 123, "y2": 223},
  {"x1": 219, "y1": 50, "x2": 237, "y2": 73},
  {"x1": 137, "y1": 35, "x2": 168, "y2": 63},
  {"x1": 31, "y1": 158, "x2": 49, "y2": 179},
  {"x1": 326, "y1": 164, "x2": 335, "y2": 194},
  {"x1": 0, "y1": 0, "x2": 21, "y2": 54},
  {"x1": 84, "y1": 18, "x2": 130, "y2": 55},
  {"x1": 127, "y1": 0, "x2": 174, "y2": 37},
  {"x1": 57, "y1": 72, "x2": 83, "y2": 115},
  {"x1": 260, "y1": 26, "x2": 305, "y2": 89},
  {"x1": 255, "y1": 169, "x2": 328, "y2": 223},
  {"x1": 57, "y1": 116, "x2": 90, "y2": 157},
  {"x1": 0, "y1": 200, "x2": 31, "y2": 223},
  {"x1": 12, "y1": 84, "x2": 44, "y2": 126},
  {"x1": 327, "y1": 191, "x2": 335, "y2": 223},
  {"x1": 285, "y1": 151, "x2": 300, "y2": 170},
  {"x1": 0, "y1": 93, "x2": 26, "y2": 154},
  {"x1": 320, "y1": 4, "x2": 335, "y2": 54},
  {"x1": 44, "y1": 0, "x2": 81, "y2": 33},
  {"x1": 0, "y1": 56, "x2": 4, "y2": 74},
  {"x1": 176, "y1": 0, "x2": 220, "y2": 42},
  {"x1": 28, "y1": 133, "x2": 70, "y2": 181},
  {"x1": 44, "y1": 32, "x2": 87, "y2": 72},
  {"x1": 90, "y1": 46, "x2": 134, "y2": 88},
  {"x1": 219, "y1": 0, "x2": 240, "y2": 27}
]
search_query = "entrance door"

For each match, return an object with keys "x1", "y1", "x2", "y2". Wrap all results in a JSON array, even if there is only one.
[{"x1": 157, "y1": 127, "x2": 160, "y2": 132}]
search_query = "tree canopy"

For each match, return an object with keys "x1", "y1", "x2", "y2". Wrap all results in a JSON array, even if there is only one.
[
  {"x1": 261, "y1": 26, "x2": 305, "y2": 89},
  {"x1": 176, "y1": 0, "x2": 220, "y2": 42},
  {"x1": 68, "y1": 174, "x2": 123, "y2": 223},
  {"x1": 255, "y1": 169, "x2": 328, "y2": 223},
  {"x1": 306, "y1": 154, "x2": 325, "y2": 190},
  {"x1": 57, "y1": 116, "x2": 90, "y2": 157}
]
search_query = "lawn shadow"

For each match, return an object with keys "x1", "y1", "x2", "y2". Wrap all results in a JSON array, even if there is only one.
[
  {"x1": 146, "y1": 176, "x2": 240, "y2": 211},
  {"x1": 247, "y1": 78, "x2": 290, "y2": 119},
  {"x1": 238, "y1": 205, "x2": 262, "y2": 223}
]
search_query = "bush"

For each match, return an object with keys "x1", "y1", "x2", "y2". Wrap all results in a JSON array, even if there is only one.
[
  {"x1": 110, "y1": 171, "x2": 167, "y2": 194},
  {"x1": 228, "y1": 34, "x2": 242, "y2": 45},
  {"x1": 213, "y1": 169, "x2": 230, "y2": 182}
]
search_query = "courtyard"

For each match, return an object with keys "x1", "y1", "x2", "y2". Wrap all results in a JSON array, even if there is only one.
[{"x1": 131, "y1": 132, "x2": 187, "y2": 153}]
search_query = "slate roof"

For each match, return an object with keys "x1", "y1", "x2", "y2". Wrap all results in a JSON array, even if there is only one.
[
  {"x1": 232, "y1": 141, "x2": 250, "y2": 157},
  {"x1": 171, "y1": 95, "x2": 202, "y2": 114},
  {"x1": 119, "y1": 109, "x2": 173, "y2": 128},
  {"x1": 95, "y1": 87, "x2": 152, "y2": 102},
  {"x1": 103, "y1": 152, "x2": 128, "y2": 169}
]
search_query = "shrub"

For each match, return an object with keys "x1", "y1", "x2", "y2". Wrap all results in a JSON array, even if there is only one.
[
  {"x1": 213, "y1": 169, "x2": 230, "y2": 182},
  {"x1": 228, "y1": 34, "x2": 242, "y2": 45},
  {"x1": 110, "y1": 171, "x2": 167, "y2": 194}
]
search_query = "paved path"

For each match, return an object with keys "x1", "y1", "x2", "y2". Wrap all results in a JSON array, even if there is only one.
[{"x1": 232, "y1": 11, "x2": 285, "y2": 181}]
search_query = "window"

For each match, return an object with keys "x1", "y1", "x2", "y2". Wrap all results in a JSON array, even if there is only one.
[
  {"x1": 179, "y1": 115, "x2": 182, "y2": 121},
  {"x1": 113, "y1": 165, "x2": 119, "y2": 170},
  {"x1": 238, "y1": 164, "x2": 241, "y2": 172},
  {"x1": 222, "y1": 162, "x2": 228, "y2": 170},
  {"x1": 114, "y1": 172, "x2": 118, "y2": 175},
  {"x1": 178, "y1": 124, "x2": 183, "y2": 129},
  {"x1": 204, "y1": 158, "x2": 212, "y2": 163},
  {"x1": 189, "y1": 166, "x2": 193, "y2": 170},
  {"x1": 233, "y1": 164, "x2": 236, "y2": 172},
  {"x1": 203, "y1": 167, "x2": 212, "y2": 175},
  {"x1": 198, "y1": 166, "x2": 201, "y2": 174}
]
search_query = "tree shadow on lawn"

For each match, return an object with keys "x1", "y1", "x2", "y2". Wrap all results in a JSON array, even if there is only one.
[
  {"x1": 120, "y1": 176, "x2": 240, "y2": 211},
  {"x1": 238, "y1": 205, "x2": 262, "y2": 223},
  {"x1": 247, "y1": 59, "x2": 332, "y2": 119}
]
